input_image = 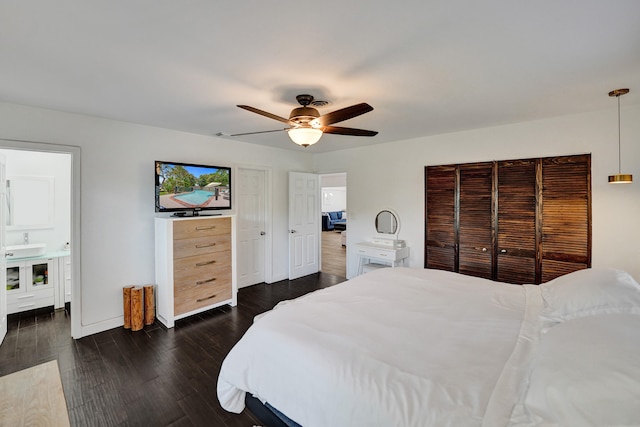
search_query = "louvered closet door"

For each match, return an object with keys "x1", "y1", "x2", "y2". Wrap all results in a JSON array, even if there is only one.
[
  {"x1": 458, "y1": 163, "x2": 494, "y2": 279},
  {"x1": 496, "y1": 159, "x2": 537, "y2": 284},
  {"x1": 425, "y1": 166, "x2": 457, "y2": 271},
  {"x1": 540, "y1": 155, "x2": 591, "y2": 282}
]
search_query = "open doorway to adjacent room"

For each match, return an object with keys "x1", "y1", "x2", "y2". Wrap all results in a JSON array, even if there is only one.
[
  {"x1": 320, "y1": 173, "x2": 347, "y2": 278},
  {"x1": 0, "y1": 144, "x2": 75, "y2": 340}
]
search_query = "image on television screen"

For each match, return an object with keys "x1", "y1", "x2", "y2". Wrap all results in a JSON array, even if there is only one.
[{"x1": 155, "y1": 161, "x2": 231, "y2": 211}]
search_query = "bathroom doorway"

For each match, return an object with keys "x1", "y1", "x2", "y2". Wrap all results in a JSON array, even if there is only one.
[{"x1": 0, "y1": 142, "x2": 76, "y2": 338}]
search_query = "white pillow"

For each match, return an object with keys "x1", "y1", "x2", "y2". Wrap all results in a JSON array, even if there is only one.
[
  {"x1": 523, "y1": 313, "x2": 640, "y2": 426},
  {"x1": 540, "y1": 267, "x2": 640, "y2": 322}
]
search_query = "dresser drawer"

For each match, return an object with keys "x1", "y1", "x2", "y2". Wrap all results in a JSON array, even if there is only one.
[
  {"x1": 173, "y1": 217, "x2": 231, "y2": 240},
  {"x1": 173, "y1": 257, "x2": 231, "y2": 288},
  {"x1": 173, "y1": 251, "x2": 231, "y2": 278},
  {"x1": 173, "y1": 234, "x2": 231, "y2": 259},
  {"x1": 174, "y1": 279, "x2": 232, "y2": 315},
  {"x1": 355, "y1": 245, "x2": 398, "y2": 261}
]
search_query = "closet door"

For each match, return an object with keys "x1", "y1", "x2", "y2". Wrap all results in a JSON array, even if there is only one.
[
  {"x1": 425, "y1": 166, "x2": 457, "y2": 271},
  {"x1": 458, "y1": 163, "x2": 494, "y2": 279},
  {"x1": 496, "y1": 159, "x2": 538, "y2": 284},
  {"x1": 540, "y1": 155, "x2": 591, "y2": 282}
]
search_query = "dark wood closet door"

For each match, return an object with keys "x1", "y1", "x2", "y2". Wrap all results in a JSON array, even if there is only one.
[
  {"x1": 425, "y1": 154, "x2": 591, "y2": 284},
  {"x1": 425, "y1": 166, "x2": 457, "y2": 271},
  {"x1": 496, "y1": 159, "x2": 538, "y2": 284},
  {"x1": 540, "y1": 155, "x2": 591, "y2": 282},
  {"x1": 458, "y1": 163, "x2": 494, "y2": 279}
]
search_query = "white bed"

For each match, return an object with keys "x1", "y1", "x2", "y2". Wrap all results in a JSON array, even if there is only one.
[{"x1": 217, "y1": 267, "x2": 640, "y2": 427}]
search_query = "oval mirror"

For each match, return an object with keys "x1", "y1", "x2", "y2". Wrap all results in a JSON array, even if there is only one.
[{"x1": 375, "y1": 210, "x2": 398, "y2": 235}]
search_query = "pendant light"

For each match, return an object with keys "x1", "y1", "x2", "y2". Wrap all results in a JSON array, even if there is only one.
[{"x1": 608, "y1": 88, "x2": 633, "y2": 184}]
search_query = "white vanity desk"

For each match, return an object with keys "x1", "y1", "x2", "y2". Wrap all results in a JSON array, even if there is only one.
[{"x1": 356, "y1": 239, "x2": 410, "y2": 275}]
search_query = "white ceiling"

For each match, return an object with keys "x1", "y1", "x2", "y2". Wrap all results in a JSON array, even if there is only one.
[{"x1": 1, "y1": 1, "x2": 639, "y2": 153}]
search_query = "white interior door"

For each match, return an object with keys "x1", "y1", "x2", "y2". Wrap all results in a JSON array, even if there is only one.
[
  {"x1": 237, "y1": 168, "x2": 266, "y2": 288},
  {"x1": 0, "y1": 154, "x2": 7, "y2": 345},
  {"x1": 289, "y1": 172, "x2": 320, "y2": 280}
]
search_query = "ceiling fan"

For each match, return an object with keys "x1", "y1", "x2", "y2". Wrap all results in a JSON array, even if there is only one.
[{"x1": 227, "y1": 94, "x2": 378, "y2": 147}]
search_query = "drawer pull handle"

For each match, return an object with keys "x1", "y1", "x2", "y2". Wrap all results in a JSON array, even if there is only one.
[
  {"x1": 196, "y1": 277, "x2": 216, "y2": 285},
  {"x1": 195, "y1": 260, "x2": 216, "y2": 267},
  {"x1": 196, "y1": 294, "x2": 217, "y2": 303},
  {"x1": 17, "y1": 294, "x2": 35, "y2": 300},
  {"x1": 196, "y1": 243, "x2": 216, "y2": 248},
  {"x1": 379, "y1": 254, "x2": 388, "y2": 257},
  {"x1": 196, "y1": 226, "x2": 215, "y2": 230}
]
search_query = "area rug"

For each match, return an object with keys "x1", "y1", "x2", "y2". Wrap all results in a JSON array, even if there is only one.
[{"x1": 0, "y1": 360, "x2": 70, "y2": 426}]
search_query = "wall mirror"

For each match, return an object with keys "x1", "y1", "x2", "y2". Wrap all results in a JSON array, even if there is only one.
[
  {"x1": 6, "y1": 176, "x2": 55, "y2": 230},
  {"x1": 375, "y1": 210, "x2": 399, "y2": 235}
]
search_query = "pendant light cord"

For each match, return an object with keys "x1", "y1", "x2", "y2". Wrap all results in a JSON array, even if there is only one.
[{"x1": 617, "y1": 95, "x2": 622, "y2": 174}]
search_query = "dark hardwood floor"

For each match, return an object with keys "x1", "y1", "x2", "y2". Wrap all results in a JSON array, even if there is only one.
[{"x1": 0, "y1": 272, "x2": 346, "y2": 426}]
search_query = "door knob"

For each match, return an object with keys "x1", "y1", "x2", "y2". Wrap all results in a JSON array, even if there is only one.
[
  {"x1": 260, "y1": 231, "x2": 266, "y2": 235},
  {"x1": 289, "y1": 230, "x2": 297, "y2": 234}
]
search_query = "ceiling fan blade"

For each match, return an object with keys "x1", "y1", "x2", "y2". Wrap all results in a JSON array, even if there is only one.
[
  {"x1": 237, "y1": 105, "x2": 293, "y2": 125},
  {"x1": 321, "y1": 126, "x2": 378, "y2": 137},
  {"x1": 221, "y1": 128, "x2": 290, "y2": 137},
  {"x1": 316, "y1": 103, "x2": 374, "y2": 126}
]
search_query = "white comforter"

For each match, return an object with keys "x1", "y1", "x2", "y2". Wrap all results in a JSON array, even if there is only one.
[{"x1": 217, "y1": 268, "x2": 543, "y2": 427}]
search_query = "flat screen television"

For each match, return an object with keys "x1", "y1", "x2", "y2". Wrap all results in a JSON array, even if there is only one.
[{"x1": 155, "y1": 160, "x2": 231, "y2": 214}]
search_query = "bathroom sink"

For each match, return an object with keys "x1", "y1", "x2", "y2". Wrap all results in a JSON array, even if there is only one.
[{"x1": 5, "y1": 243, "x2": 46, "y2": 258}]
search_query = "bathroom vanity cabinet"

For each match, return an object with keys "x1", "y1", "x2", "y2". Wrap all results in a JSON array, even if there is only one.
[{"x1": 5, "y1": 252, "x2": 70, "y2": 314}]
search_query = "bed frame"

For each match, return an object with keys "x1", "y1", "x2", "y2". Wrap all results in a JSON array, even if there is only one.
[{"x1": 245, "y1": 394, "x2": 300, "y2": 427}]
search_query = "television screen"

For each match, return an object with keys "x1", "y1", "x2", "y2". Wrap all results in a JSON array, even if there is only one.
[{"x1": 155, "y1": 160, "x2": 231, "y2": 213}]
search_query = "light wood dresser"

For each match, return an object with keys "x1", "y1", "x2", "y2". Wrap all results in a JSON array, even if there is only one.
[{"x1": 155, "y1": 215, "x2": 237, "y2": 328}]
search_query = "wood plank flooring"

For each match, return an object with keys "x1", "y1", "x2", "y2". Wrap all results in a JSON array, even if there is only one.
[
  {"x1": 321, "y1": 230, "x2": 346, "y2": 277},
  {"x1": 0, "y1": 272, "x2": 346, "y2": 427}
]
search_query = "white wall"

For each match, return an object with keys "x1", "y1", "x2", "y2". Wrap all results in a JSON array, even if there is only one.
[
  {"x1": 321, "y1": 172, "x2": 347, "y2": 212},
  {"x1": 0, "y1": 150, "x2": 71, "y2": 250},
  {"x1": 3, "y1": 100, "x2": 639, "y2": 336},
  {"x1": 314, "y1": 105, "x2": 640, "y2": 281},
  {"x1": 0, "y1": 101, "x2": 313, "y2": 336},
  {"x1": 321, "y1": 187, "x2": 346, "y2": 212}
]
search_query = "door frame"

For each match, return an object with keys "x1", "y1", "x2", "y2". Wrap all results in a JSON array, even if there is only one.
[
  {"x1": 236, "y1": 164, "x2": 273, "y2": 284},
  {"x1": 0, "y1": 153, "x2": 6, "y2": 345},
  {"x1": 0, "y1": 138, "x2": 81, "y2": 339}
]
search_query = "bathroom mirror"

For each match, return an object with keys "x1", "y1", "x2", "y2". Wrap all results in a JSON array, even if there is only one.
[
  {"x1": 6, "y1": 176, "x2": 55, "y2": 230},
  {"x1": 375, "y1": 210, "x2": 398, "y2": 235}
]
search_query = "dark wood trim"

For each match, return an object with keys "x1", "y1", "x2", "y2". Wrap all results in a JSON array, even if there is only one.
[
  {"x1": 424, "y1": 166, "x2": 428, "y2": 268},
  {"x1": 491, "y1": 161, "x2": 498, "y2": 279},
  {"x1": 535, "y1": 158, "x2": 543, "y2": 284},
  {"x1": 541, "y1": 252, "x2": 590, "y2": 264},
  {"x1": 425, "y1": 239, "x2": 455, "y2": 249},
  {"x1": 454, "y1": 166, "x2": 460, "y2": 272},
  {"x1": 586, "y1": 154, "x2": 592, "y2": 267}
]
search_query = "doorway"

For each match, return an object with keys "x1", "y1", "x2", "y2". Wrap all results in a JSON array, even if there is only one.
[
  {"x1": 0, "y1": 139, "x2": 79, "y2": 339},
  {"x1": 320, "y1": 173, "x2": 347, "y2": 278}
]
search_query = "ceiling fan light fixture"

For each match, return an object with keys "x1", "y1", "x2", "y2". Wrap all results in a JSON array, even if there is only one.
[
  {"x1": 608, "y1": 88, "x2": 633, "y2": 184},
  {"x1": 288, "y1": 127, "x2": 323, "y2": 147}
]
